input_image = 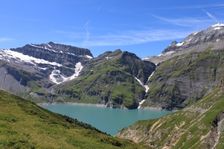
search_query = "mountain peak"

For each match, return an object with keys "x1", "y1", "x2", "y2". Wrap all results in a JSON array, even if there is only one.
[
  {"x1": 211, "y1": 23, "x2": 224, "y2": 28},
  {"x1": 207, "y1": 23, "x2": 224, "y2": 31},
  {"x1": 145, "y1": 23, "x2": 224, "y2": 64},
  {"x1": 163, "y1": 22, "x2": 224, "y2": 53}
]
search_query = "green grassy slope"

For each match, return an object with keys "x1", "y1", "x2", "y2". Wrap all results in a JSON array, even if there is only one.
[
  {"x1": 55, "y1": 50, "x2": 155, "y2": 109},
  {"x1": 0, "y1": 90, "x2": 144, "y2": 149},
  {"x1": 118, "y1": 87, "x2": 224, "y2": 149}
]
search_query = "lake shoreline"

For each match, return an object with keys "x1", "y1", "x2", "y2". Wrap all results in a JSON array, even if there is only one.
[
  {"x1": 39, "y1": 102, "x2": 107, "y2": 108},
  {"x1": 39, "y1": 102, "x2": 166, "y2": 111}
]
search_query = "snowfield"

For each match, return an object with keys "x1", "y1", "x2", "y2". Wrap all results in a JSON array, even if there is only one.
[
  {"x1": 0, "y1": 49, "x2": 62, "y2": 67},
  {"x1": 49, "y1": 62, "x2": 83, "y2": 84}
]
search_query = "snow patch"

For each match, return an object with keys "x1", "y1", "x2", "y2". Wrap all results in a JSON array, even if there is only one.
[
  {"x1": 135, "y1": 77, "x2": 149, "y2": 93},
  {"x1": 67, "y1": 52, "x2": 92, "y2": 59},
  {"x1": 134, "y1": 71, "x2": 155, "y2": 96},
  {"x1": 142, "y1": 57, "x2": 149, "y2": 60},
  {"x1": 85, "y1": 55, "x2": 93, "y2": 59},
  {"x1": 39, "y1": 67, "x2": 48, "y2": 70},
  {"x1": 148, "y1": 71, "x2": 155, "y2": 81},
  {"x1": 105, "y1": 56, "x2": 112, "y2": 60},
  {"x1": 49, "y1": 62, "x2": 83, "y2": 84},
  {"x1": 212, "y1": 23, "x2": 224, "y2": 28},
  {"x1": 214, "y1": 27, "x2": 222, "y2": 30},
  {"x1": 176, "y1": 42, "x2": 184, "y2": 47},
  {"x1": 138, "y1": 100, "x2": 146, "y2": 109},
  {"x1": 212, "y1": 23, "x2": 224, "y2": 30},
  {"x1": 30, "y1": 44, "x2": 57, "y2": 53},
  {"x1": 144, "y1": 85, "x2": 149, "y2": 93},
  {"x1": 0, "y1": 50, "x2": 62, "y2": 67},
  {"x1": 49, "y1": 70, "x2": 64, "y2": 84},
  {"x1": 30, "y1": 44, "x2": 93, "y2": 59},
  {"x1": 159, "y1": 51, "x2": 175, "y2": 57},
  {"x1": 186, "y1": 38, "x2": 193, "y2": 43},
  {"x1": 193, "y1": 32, "x2": 198, "y2": 35},
  {"x1": 47, "y1": 43, "x2": 52, "y2": 48},
  {"x1": 216, "y1": 39, "x2": 221, "y2": 42},
  {"x1": 65, "y1": 62, "x2": 83, "y2": 81}
]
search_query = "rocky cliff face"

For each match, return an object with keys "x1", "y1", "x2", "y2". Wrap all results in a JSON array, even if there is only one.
[
  {"x1": 55, "y1": 50, "x2": 156, "y2": 109},
  {"x1": 145, "y1": 49, "x2": 224, "y2": 110}
]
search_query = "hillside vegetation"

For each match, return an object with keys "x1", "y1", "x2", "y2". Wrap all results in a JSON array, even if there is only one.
[
  {"x1": 0, "y1": 90, "x2": 144, "y2": 149},
  {"x1": 118, "y1": 86, "x2": 224, "y2": 149},
  {"x1": 56, "y1": 50, "x2": 155, "y2": 109}
]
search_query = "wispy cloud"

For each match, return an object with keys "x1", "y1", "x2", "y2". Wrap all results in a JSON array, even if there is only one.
[
  {"x1": 0, "y1": 37, "x2": 13, "y2": 43},
  {"x1": 83, "y1": 21, "x2": 90, "y2": 44},
  {"x1": 57, "y1": 29, "x2": 192, "y2": 47},
  {"x1": 152, "y1": 3, "x2": 224, "y2": 10},
  {"x1": 151, "y1": 15, "x2": 213, "y2": 27},
  {"x1": 203, "y1": 10, "x2": 218, "y2": 23}
]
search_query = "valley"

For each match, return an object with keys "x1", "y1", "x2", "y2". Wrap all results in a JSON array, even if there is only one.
[{"x1": 1, "y1": 23, "x2": 224, "y2": 148}]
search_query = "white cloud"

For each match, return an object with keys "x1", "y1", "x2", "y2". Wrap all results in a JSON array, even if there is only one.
[{"x1": 0, "y1": 37, "x2": 13, "y2": 43}]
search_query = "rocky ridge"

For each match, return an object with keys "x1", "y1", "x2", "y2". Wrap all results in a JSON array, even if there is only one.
[{"x1": 145, "y1": 23, "x2": 224, "y2": 65}]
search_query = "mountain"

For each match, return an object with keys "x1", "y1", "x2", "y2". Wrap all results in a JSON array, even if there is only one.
[
  {"x1": 141, "y1": 23, "x2": 224, "y2": 110},
  {"x1": 1, "y1": 24, "x2": 224, "y2": 110},
  {"x1": 0, "y1": 42, "x2": 93, "y2": 100},
  {"x1": 145, "y1": 23, "x2": 224, "y2": 65},
  {"x1": 55, "y1": 50, "x2": 156, "y2": 109},
  {"x1": 0, "y1": 43, "x2": 155, "y2": 109},
  {"x1": 116, "y1": 23, "x2": 224, "y2": 148},
  {"x1": 0, "y1": 90, "x2": 144, "y2": 149},
  {"x1": 144, "y1": 49, "x2": 224, "y2": 110},
  {"x1": 117, "y1": 85, "x2": 224, "y2": 148}
]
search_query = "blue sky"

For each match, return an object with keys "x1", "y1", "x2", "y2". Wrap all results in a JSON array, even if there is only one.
[{"x1": 0, "y1": 0, "x2": 224, "y2": 58}]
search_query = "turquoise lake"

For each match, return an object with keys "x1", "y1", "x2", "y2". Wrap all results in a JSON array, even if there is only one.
[{"x1": 42, "y1": 104, "x2": 171, "y2": 135}]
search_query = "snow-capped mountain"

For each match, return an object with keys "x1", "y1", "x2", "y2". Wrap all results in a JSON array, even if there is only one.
[
  {"x1": 164, "y1": 23, "x2": 224, "y2": 53},
  {"x1": 145, "y1": 23, "x2": 224, "y2": 64},
  {"x1": 0, "y1": 42, "x2": 93, "y2": 98},
  {"x1": 11, "y1": 42, "x2": 93, "y2": 67}
]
